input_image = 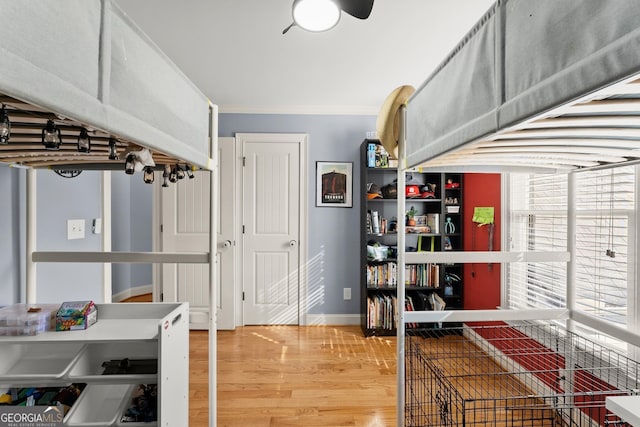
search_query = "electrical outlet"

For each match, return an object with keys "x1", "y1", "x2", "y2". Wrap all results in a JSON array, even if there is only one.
[
  {"x1": 343, "y1": 287, "x2": 351, "y2": 300},
  {"x1": 67, "y1": 219, "x2": 85, "y2": 240}
]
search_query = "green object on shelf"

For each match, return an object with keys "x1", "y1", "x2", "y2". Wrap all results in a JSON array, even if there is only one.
[
  {"x1": 472, "y1": 207, "x2": 494, "y2": 226},
  {"x1": 416, "y1": 235, "x2": 435, "y2": 252}
]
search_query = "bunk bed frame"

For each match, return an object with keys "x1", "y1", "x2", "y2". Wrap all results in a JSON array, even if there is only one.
[
  {"x1": 397, "y1": 1, "x2": 640, "y2": 426},
  {"x1": 0, "y1": 1, "x2": 218, "y2": 426}
]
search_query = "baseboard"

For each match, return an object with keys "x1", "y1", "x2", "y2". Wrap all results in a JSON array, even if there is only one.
[
  {"x1": 112, "y1": 285, "x2": 153, "y2": 302},
  {"x1": 305, "y1": 314, "x2": 362, "y2": 326}
]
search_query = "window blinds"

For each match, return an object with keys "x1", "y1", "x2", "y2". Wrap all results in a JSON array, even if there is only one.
[
  {"x1": 508, "y1": 173, "x2": 568, "y2": 311},
  {"x1": 574, "y1": 167, "x2": 634, "y2": 325},
  {"x1": 508, "y1": 167, "x2": 635, "y2": 328}
]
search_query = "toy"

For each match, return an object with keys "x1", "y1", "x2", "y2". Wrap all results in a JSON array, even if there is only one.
[
  {"x1": 56, "y1": 301, "x2": 97, "y2": 331},
  {"x1": 121, "y1": 384, "x2": 157, "y2": 423}
]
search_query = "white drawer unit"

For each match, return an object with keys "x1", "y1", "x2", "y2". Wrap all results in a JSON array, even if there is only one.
[{"x1": 0, "y1": 302, "x2": 189, "y2": 427}]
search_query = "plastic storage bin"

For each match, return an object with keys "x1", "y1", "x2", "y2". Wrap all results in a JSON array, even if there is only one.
[
  {"x1": 65, "y1": 384, "x2": 134, "y2": 426},
  {"x1": 0, "y1": 342, "x2": 85, "y2": 379},
  {"x1": 0, "y1": 303, "x2": 59, "y2": 336},
  {"x1": 68, "y1": 342, "x2": 157, "y2": 378}
]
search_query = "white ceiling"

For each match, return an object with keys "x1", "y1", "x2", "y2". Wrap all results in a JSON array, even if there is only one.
[{"x1": 115, "y1": 0, "x2": 494, "y2": 115}]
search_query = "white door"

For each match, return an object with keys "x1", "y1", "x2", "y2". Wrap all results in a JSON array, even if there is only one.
[
  {"x1": 161, "y1": 137, "x2": 236, "y2": 330},
  {"x1": 216, "y1": 138, "x2": 236, "y2": 329},
  {"x1": 240, "y1": 133, "x2": 304, "y2": 325}
]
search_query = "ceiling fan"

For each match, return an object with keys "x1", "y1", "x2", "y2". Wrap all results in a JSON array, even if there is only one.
[{"x1": 282, "y1": 0, "x2": 374, "y2": 34}]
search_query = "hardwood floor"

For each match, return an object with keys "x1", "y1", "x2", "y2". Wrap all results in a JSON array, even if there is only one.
[
  {"x1": 121, "y1": 296, "x2": 593, "y2": 426},
  {"x1": 195, "y1": 326, "x2": 396, "y2": 427},
  {"x1": 120, "y1": 293, "x2": 153, "y2": 303},
  {"x1": 122, "y1": 296, "x2": 397, "y2": 426}
]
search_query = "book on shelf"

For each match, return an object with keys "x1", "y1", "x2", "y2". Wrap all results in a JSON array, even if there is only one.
[
  {"x1": 380, "y1": 218, "x2": 387, "y2": 234},
  {"x1": 404, "y1": 263, "x2": 440, "y2": 288},
  {"x1": 367, "y1": 293, "x2": 397, "y2": 330},
  {"x1": 405, "y1": 296, "x2": 417, "y2": 328},
  {"x1": 367, "y1": 262, "x2": 397, "y2": 287},
  {"x1": 426, "y1": 213, "x2": 440, "y2": 234},
  {"x1": 368, "y1": 210, "x2": 389, "y2": 235},
  {"x1": 371, "y1": 211, "x2": 380, "y2": 234},
  {"x1": 429, "y1": 293, "x2": 446, "y2": 328}
]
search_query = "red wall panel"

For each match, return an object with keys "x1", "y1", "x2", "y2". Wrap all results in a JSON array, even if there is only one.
[{"x1": 462, "y1": 173, "x2": 501, "y2": 310}]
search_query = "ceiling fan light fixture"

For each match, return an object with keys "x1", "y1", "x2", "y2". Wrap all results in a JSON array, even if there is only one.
[{"x1": 292, "y1": 0, "x2": 341, "y2": 32}]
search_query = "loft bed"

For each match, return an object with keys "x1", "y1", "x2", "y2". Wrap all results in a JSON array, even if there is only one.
[
  {"x1": 0, "y1": 1, "x2": 213, "y2": 169},
  {"x1": 0, "y1": 1, "x2": 218, "y2": 426},
  {"x1": 392, "y1": 1, "x2": 640, "y2": 426}
]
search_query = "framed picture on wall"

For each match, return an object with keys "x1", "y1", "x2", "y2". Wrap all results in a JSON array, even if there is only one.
[{"x1": 316, "y1": 161, "x2": 353, "y2": 207}]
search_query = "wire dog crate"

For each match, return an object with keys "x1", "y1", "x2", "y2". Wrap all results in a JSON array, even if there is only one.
[{"x1": 406, "y1": 323, "x2": 640, "y2": 426}]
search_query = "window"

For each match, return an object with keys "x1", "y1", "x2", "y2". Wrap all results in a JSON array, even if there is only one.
[
  {"x1": 508, "y1": 173, "x2": 568, "y2": 311},
  {"x1": 508, "y1": 167, "x2": 636, "y2": 350}
]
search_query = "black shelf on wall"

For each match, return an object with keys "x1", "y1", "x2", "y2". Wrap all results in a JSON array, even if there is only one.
[{"x1": 360, "y1": 140, "x2": 464, "y2": 337}]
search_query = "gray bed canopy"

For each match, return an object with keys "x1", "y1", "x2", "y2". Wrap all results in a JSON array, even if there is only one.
[
  {"x1": 0, "y1": 0, "x2": 213, "y2": 171},
  {"x1": 405, "y1": 0, "x2": 640, "y2": 172}
]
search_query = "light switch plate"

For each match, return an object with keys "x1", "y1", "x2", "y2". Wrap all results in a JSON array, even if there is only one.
[{"x1": 67, "y1": 219, "x2": 85, "y2": 240}]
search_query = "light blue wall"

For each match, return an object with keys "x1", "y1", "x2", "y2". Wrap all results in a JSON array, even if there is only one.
[
  {"x1": 219, "y1": 113, "x2": 376, "y2": 315},
  {"x1": 111, "y1": 173, "x2": 132, "y2": 295},
  {"x1": 111, "y1": 172, "x2": 153, "y2": 295},
  {"x1": 0, "y1": 167, "x2": 153, "y2": 304},
  {"x1": 0, "y1": 165, "x2": 22, "y2": 306},
  {"x1": 129, "y1": 176, "x2": 153, "y2": 286},
  {"x1": 35, "y1": 170, "x2": 103, "y2": 303}
]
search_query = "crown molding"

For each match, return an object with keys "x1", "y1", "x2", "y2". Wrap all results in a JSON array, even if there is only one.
[{"x1": 218, "y1": 104, "x2": 379, "y2": 116}]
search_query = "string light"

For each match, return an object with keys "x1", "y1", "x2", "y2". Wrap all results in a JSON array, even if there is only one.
[
  {"x1": 0, "y1": 105, "x2": 10, "y2": 144},
  {"x1": 42, "y1": 120, "x2": 61, "y2": 150},
  {"x1": 108, "y1": 138, "x2": 118, "y2": 160},
  {"x1": 125, "y1": 153, "x2": 136, "y2": 175},
  {"x1": 186, "y1": 165, "x2": 195, "y2": 179},
  {"x1": 77, "y1": 127, "x2": 91, "y2": 153},
  {"x1": 143, "y1": 166, "x2": 155, "y2": 184},
  {"x1": 162, "y1": 164, "x2": 171, "y2": 187}
]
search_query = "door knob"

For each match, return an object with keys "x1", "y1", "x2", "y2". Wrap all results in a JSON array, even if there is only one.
[
  {"x1": 222, "y1": 240, "x2": 232, "y2": 248},
  {"x1": 289, "y1": 240, "x2": 297, "y2": 247}
]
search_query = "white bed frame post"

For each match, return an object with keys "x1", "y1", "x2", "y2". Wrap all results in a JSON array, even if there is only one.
[
  {"x1": 567, "y1": 171, "x2": 577, "y2": 333},
  {"x1": 208, "y1": 103, "x2": 219, "y2": 427},
  {"x1": 101, "y1": 170, "x2": 112, "y2": 303},
  {"x1": 26, "y1": 168, "x2": 36, "y2": 304},
  {"x1": 396, "y1": 106, "x2": 407, "y2": 427}
]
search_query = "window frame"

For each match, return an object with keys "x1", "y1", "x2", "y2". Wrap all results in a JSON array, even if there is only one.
[{"x1": 505, "y1": 166, "x2": 639, "y2": 355}]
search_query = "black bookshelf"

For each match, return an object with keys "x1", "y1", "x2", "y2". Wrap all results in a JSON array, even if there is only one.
[{"x1": 360, "y1": 140, "x2": 464, "y2": 336}]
